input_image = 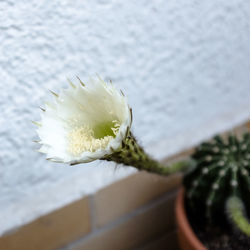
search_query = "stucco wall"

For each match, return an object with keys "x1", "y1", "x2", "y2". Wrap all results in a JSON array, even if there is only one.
[{"x1": 1, "y1": 0, "x2": 250, "y2": 234}]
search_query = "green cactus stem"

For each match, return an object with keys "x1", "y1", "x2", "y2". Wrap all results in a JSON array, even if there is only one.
[
  {"x1": 226, "y1": 196, "x2": 250, "y2": 237},
  {"x1": 102, "y1": 131, "x2": 189, "y2": 176},
  {"x1": 184, "y1": 133, "x2": 250, "y2": 224}
]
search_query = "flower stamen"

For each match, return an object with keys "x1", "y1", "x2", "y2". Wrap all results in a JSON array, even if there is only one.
[{"x1": 68, "y1": 121, "x2": 120, "y2": 156}]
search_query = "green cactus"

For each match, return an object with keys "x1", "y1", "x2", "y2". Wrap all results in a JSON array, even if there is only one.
[{"x1": 184, "y1": 133, "x2": 250, "y2": 232}]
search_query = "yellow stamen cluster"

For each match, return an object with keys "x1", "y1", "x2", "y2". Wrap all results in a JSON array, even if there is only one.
[{"x1": 68, "y1": 122, "x2": 120, "y2": 156}]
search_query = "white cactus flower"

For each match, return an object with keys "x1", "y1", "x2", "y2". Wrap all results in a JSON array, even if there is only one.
[
  {"x1": 34, "y1": 75, "x2": 188, "y2": 177},
  {"x1": 36, "y1": 76, "x2": 132, "y2": 164}
]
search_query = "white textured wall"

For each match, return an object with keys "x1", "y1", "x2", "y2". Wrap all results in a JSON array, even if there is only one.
[{"x1": 1, "y1": 0, "x2": 250, "y2": 234}]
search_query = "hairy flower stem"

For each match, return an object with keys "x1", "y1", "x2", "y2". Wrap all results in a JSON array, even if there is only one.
[
  {"x1": 226, "y1": 196, "x2": 250, "y2": 237},
  {"x1": 103, "y1": 131, "x2": 189, "y2": 176}
]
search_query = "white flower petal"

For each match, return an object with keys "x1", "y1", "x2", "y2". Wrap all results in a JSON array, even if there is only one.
[{"x1": 36, "y1": 76, "x2": 131, "y2": 164}]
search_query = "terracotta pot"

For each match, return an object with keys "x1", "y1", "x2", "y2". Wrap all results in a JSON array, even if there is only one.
[{"x1": 175, "y1": 188, "x2": 207, "y2": 250}]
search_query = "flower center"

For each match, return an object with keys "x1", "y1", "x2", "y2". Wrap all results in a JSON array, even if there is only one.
[{"x1": 68, "y1": 121, "x2": 120, "y2": 156}]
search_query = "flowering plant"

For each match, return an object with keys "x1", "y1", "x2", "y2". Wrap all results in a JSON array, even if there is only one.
[
  {"x1": 34, "y1": 76, "x2": 250, "y2": 248},
  {"x1": 34, "y1": 76, "x2": 187, "y2": 174}
]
